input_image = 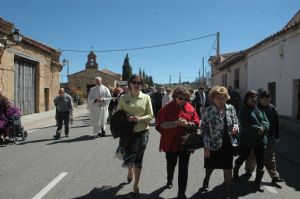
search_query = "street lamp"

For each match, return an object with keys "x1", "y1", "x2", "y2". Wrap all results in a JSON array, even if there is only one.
[
  {"x1": 0, "y1": 28, "x2": 22, "y2": 49},
  {"x1": 62, "y1": 58, "x2": 69, "y2": 83}
]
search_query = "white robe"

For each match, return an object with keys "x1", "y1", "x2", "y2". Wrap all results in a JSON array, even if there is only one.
[{"x1": 87, "y1": 85, "x2": 111, "y2": 134}]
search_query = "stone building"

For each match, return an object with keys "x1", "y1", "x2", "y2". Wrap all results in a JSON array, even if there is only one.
[
  {"x1": 0, "y1": 17, "x2": 62, "y2": 115},
  {"x1": 68, "y1": 51, "x2": 122, "y2": 97}
]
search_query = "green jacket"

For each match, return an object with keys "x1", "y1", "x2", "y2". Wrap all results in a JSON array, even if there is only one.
[{"x1": 239, "y1": 105, "x2": 269, "y2": 149}]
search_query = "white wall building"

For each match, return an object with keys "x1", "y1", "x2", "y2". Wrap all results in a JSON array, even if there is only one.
[{"x1": 210, "y1": 11, "x2": 300, "y2": 118}]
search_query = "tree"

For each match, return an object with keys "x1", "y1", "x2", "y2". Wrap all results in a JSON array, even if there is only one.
[
  {"x1": 139, "y1": 68, "x2": 142, "y2": 76},
  {"x1": 142, "y1": 69, "x2": 145, "y2": 78},
  {"x1": 122, "y1": 54, "x2": 132, "y2": 80},
  {"x1": 148, "y1": 76, "x2": 154, "y2": 86}
]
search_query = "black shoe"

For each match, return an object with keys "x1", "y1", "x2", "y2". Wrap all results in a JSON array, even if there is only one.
[
  {"x1": 272, "y1": 176, "x2": 283, "y2": 183},
  {"x1": 255, "y1": 184, "x2": 264, "y2": 192},
  {"x1": 53, "y1": 134, "x2": 60, "y2": 139},
  {"x1": 166, "y1": 181, "x2": 173, "y2": 189},
  {"x1": 127, "y1": 176, "x2": 132, "y2": 183},
  {"x1": 96, "y1": 133, "x2": 102, "y2": 137}
]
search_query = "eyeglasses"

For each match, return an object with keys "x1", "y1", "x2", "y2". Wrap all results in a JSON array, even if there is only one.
[{"x1": 130, "y1": 81, "x2": 142, "y2": 85}]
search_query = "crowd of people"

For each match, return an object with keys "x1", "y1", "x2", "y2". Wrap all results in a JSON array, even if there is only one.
[
  {"x1": 0, "y1": 75, "x2": 284, "y2": 199},
  {"x1": 77, "y1": 75, "x2": 282, "y2": 199}
]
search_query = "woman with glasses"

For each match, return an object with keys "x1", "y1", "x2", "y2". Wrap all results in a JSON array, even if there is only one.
[
  {"x1": 233, "y1": 90, "x2": 269, "y2": 192},
  {"x1": 156, "y1": 86, "x2": 200, "y2": 199},
  {"x1": 117, "y1": 74, "x2": 153, "y2": 198},
  {"x1": 200, "y1": 86, "x2": 239, "y2": 199}
]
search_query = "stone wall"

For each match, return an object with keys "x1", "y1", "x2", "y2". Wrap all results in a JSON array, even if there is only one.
[{"x1": 0, "y1": 20, "x2": 62, "y2": 114}]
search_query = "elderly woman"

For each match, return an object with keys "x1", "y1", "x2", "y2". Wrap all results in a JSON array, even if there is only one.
[
  {"x1": 200, "y1": 86, "x2": 239, "y2": 199},
  {"x1": 117, "y1": 74, "x2": 153, "y2": 198},
  {"x1": 233, "y1": 90, "x2": 269, "y2": 192},
  {"x1": 156, "y1": 86, "x2": 200, "y2": 199}
]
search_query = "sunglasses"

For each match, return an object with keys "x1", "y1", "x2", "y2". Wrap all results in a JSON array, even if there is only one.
[{"x1": 131, "y1": 81, "x2": 142, "y2": 85}]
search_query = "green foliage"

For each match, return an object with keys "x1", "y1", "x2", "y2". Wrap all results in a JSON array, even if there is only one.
[{"x1": 122, "y1": 54, "x2": 132, "y2": 81}]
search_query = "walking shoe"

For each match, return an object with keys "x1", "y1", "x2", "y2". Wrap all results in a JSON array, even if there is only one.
[
  {"x1": 272, "y1": 176, "x2": 283, "y2": 183},
  {"x1": 127, "y1": 176, "x2": 133, "y2": 183},
  {"x1": 271, "y1": 177, "x2": 283, "y2": 188},
  {"x1": 53, "y1": 134, "x2": 60, "y2": 139}
]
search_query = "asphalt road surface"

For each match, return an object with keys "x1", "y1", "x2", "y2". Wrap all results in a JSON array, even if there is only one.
[{"x1": 0, "y1": 112, "x2": 299, "y2": 199}]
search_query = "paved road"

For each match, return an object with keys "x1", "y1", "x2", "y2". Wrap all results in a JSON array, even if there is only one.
[{"x1": 0, "y1": 112, "x2": 299, "y2": 199}]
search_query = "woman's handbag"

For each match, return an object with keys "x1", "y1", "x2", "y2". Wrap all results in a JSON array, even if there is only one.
[{"x1": 180, "y1": 133, "x2": 204, "y2": 151}]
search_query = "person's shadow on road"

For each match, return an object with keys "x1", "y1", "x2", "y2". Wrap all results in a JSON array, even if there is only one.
[
  {"x1": 189, "y1": 175, "x2": 256, "y2": 199},
  {"x1": 72, "y1": 183, "x2": 167, "y2": 199},
  {"x1": 47, "y1": 135, "x2": 96, "y2": 145}
]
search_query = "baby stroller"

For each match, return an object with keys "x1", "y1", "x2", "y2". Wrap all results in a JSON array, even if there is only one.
[{"x1": 6, "y1": 106, "x2": 27, "y2": 143}]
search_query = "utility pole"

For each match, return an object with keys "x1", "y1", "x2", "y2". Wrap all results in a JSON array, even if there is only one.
[
  {"x1": 202, "y1": 57, "x2": 205, "y2": 79},
  {"x1": 62, "y1": 59, "x2": 69, "y2": 83},
  {"x1": 179, "y1": 72, "x2": 181, "y2": 84},
  {"x1": 217, "y1": 32, "x2": 220, "y2": 58},
  {"x1": 198, "y1": 68, "x2": 201, "y2": 87}
]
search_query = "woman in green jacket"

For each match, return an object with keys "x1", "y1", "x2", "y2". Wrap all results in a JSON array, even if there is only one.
[{"x1": 233, "y1": 90, "x2": 269, "y2": 192}]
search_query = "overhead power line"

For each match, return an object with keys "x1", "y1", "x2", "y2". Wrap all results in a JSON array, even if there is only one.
[{"x1": 61, "y1": 33, "x2": 217, "y2": 53}]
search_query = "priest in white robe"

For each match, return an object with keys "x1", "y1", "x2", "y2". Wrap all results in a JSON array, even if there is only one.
[{"x1": 88, "y1": 77, "x2": 111, "y2": 137}]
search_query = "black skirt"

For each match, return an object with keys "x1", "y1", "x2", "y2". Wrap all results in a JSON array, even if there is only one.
[{"x1": 204, "y1": 117, "x2": 234, "y2": 169}]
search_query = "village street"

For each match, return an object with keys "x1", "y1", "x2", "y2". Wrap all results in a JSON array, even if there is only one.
[{"x1": 0, "y1": 106, "x2": 299, "y2": 199}]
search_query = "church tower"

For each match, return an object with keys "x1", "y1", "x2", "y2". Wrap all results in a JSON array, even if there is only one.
[{"x1": 85, "y1": 50, "x2": 98, "y2": 69}]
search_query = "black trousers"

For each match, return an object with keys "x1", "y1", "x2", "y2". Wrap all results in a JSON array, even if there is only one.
[
  {"x1": 56, "y1": 111, "x2": 70, "y2": 135},
  {"x1": 166, "y1": 150, "x2": 191, "y2": 194},
  {"x1": 235, "y1": 144, "x2": 265, "y2": 171}
]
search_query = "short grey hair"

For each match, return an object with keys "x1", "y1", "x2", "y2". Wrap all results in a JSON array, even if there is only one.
[{"x1": 95, "y1": 77, "x2": 102, "y2": 81}]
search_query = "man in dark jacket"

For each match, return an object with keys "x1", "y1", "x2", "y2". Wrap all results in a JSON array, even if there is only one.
[
  {"x1": 152, "y1": 86, "x2": 164, "y2": 122},
  {"x1": 193, "y1": 86, "x2": 206, "y2": 118},
  {"x1": 53, "y1": 88, "x2": 73, "y2": 139}
]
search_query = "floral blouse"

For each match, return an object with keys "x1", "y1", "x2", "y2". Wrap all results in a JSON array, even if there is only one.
[{"x1": 201, "y1": 103, "x2": 239, "y2": 151}]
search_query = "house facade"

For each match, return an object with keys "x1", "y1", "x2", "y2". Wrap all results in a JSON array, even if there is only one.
[
  {"x1": 0, "y1": 17, "x2": 62, "y2": 115},
  {"x1": 210, "y1": 11, "x2": 300, "y2": 118}
]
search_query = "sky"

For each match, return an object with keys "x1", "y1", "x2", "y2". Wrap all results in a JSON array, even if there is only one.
[{"x1": 0, "y1": 0, "x2": 299, "y2": 84}]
